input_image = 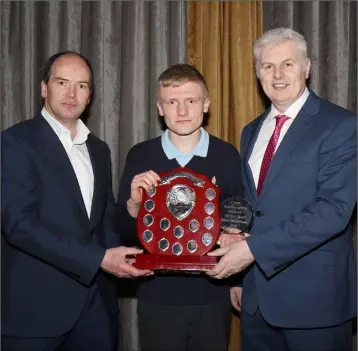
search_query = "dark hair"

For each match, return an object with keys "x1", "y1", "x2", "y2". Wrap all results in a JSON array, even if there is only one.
[
  {"x1": 156, "y1": 64, "x2": 209, "y2": 96},
  {"x1": 41, "y1": 51, "x2": 94, "y2": 93}
]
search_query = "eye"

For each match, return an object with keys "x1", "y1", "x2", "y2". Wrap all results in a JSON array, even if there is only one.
[
  {"x1": 169, "y1": 100, "x2": 175, "y2": 105},
  {"x1": 57, "y1": 80, "x2": 66, "y2": 86},
  {"x1": 79, "y1": 83, "x2": 89, "y2": 90},
  {"x1": 283, "y1": 62, "x2": 293, "y2": 68},
  {"x1": 263, "y1": 64, "x2": 272, "y2": 70}
]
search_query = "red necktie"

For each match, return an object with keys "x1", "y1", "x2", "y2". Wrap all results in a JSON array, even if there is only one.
[{"x1": 257, "y1": 115, "x2": 290, "y2": 195}]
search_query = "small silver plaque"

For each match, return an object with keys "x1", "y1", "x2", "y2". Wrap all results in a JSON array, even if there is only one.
[
  {"x1": 189, "y1": 219, "x2": 200, "y2": 232},
  {"x1": 187, "y1": 240, "x2": 198, "y2": 253},
  {"x1": 204, "y1": 216, "x2": 214, "y2": 229},
  {"x1": 143, "y1": 214, "x2": 154, "y2": 226},
  {"x1": 205, "y1": 188, "x2": 216, "y2": 201},
  {"x1": 147, "y1": 187, "x2": 156, "y2": 197},
  {"x1": 172, "y1": 242, "x2": 183, "y2": 256},
  {"x1": 144, "y1": 199, "x2": 155, "y2": 212},
  {"x1": 173, "y1": 225, "x2": 184, "y2": 239},
  {"x1": 202, "y1": 233, "x2": 213, "y2": 246},
  {"x1": 142, "y1": 230, "x2": 153, "y2": 243},
  {"x1": 204, "y1": 202, "x2": 215, "y2": 215},
  {"x1": 158, "y1": 238, "x2": 169, "y2": 251},
  {"x1": 160, "y1": 218, "x2": 170, "y2": 231}
]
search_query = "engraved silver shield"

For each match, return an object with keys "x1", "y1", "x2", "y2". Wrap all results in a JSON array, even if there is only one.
[{"x1": 166, "y1": 184, "x2": 195, "y2": 220}]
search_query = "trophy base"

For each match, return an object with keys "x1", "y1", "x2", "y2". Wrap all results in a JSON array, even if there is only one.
[{"x1": 134, "y1": 254, "x2": 218, "y2": 274}]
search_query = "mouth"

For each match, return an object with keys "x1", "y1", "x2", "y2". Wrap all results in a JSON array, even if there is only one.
[
  {"x1": 272, "y1": 83, "x2": 289, "y2": 90},
  {"x1": 175, "y1": 119, "x2": 192, "y2": 123},
  {"x1": 62, "y1": 102, "x2": 77, "y2": 108}
]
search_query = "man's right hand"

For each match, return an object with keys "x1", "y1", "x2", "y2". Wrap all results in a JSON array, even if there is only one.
[
  {"x1": 218, "y1": 227, "x2": 250, "y2": 247},
  {"x1": 100, "y1": 246, "x2": 153, "y2": 278},
  {"x1": 230, "y1": 286, "x2": 243, "y2": 312},
  {"x1": 127, "y1": 170, "x2": 161, "y2": 218}
]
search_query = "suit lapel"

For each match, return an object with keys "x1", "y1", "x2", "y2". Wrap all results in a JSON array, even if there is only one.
[
  {"x1": 86, "y1": 134, "x2": 106, "y2": 225},
  {"x1": 243, "y1": 110, "x2": 269, "y2": 202},
  {"x1": 258, "y1": 93, "x2": 320, "y2": 199},
  {"x1": 34, "y1": 114, "x2": 88, "y2": 217}
]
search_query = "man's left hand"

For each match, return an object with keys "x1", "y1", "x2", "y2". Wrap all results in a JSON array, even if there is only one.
[{"x1": 206, "y1": 240, "x2": 255, "y2": 279}]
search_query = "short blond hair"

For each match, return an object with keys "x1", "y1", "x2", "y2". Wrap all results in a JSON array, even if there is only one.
[{"x1": 157, "y1": 64, "x2": 209, "y2": 97}]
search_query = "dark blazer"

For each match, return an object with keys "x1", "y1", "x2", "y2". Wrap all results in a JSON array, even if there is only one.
[
  {"x1": 241, "y1": 91, "x2": 357, "y2": 328},
  {"x1": 1, "y1": 113, "x2": 121, "y2": 337}
]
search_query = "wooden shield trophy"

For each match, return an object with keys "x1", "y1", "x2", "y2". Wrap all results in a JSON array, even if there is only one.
[{"x1": 134, "y1": 168, "x2": 220, "y2": 273}]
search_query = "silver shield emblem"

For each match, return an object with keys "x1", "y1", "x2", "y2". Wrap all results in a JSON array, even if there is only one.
[{"x1": 166, "y1": 184, "x2": 195, "y2": 221}]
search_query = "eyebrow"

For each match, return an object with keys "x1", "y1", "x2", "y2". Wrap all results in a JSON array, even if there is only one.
[
  {"x1": 53, "y1": 77, "x2": 90, "y2": 85},
  {"x1": 261, "y1": 58, "x2": 295, "y2": 65},
  {"x1": 167, "y1": 96, "x2": 198, "y2": 99}
]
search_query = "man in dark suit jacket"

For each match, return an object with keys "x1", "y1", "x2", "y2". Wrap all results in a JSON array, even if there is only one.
[
  {"x1": 1, "y1": 51, "x2": 152, "y2": 351},
  {"x1": 207, "y1": 28, "x2": 357, "y2": 351}
]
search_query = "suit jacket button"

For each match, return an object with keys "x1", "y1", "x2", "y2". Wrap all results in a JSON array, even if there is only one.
[
  {"x1": 91, "y1": 231, "x2": 95, "y2": 236},
  {"x1": 255, "y1": 211, "x2": 264, "y2": 217}
]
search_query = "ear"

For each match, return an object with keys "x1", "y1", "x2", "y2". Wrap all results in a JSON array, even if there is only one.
[
  {"x1": 203, "y1": 97, "x2": 211, "y2": 113},
  {"x1": 156, "y1": 101, "x2": 164, "y2": 116},
  {"x1": 41, "y1": 81, "x2": 48, "y2": 99},
  {"x1": 305, "y1": 58, "x2": 311, "y2": 79}
]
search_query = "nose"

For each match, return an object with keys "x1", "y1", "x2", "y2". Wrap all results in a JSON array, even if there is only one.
[
  {"x1": 273, "y1": 66, "x2": 283, "y2": 79},
  {"x1": 67, "y1": 84, "x2": 77, "y2": 98},
  {"x1": 177, "y1": 102, "x2": 188, "y2": 116}
]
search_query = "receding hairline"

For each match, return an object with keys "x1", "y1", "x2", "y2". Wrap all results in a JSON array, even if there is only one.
[
  {"x1": 43, "y1": 51, "x2": 93, "y2": 85},
  {"x1": 52, "y1": 53, "x2": 91, "y2": 70}
]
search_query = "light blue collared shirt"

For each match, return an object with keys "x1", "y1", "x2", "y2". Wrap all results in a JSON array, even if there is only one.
[{"x1": 161, "y1": 127, "x2": 209, "y2": 167}]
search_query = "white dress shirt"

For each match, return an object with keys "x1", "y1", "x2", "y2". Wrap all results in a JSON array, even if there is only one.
[
  {"x1": 41, "y1": 108, "x2": 94, "y2": 218},
  {"x1": 248, "y1": 88, "x2": 310, "y2": 188}
]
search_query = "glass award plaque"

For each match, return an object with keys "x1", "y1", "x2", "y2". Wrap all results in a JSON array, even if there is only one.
[
  {"x1": 221, "y1": 196, "x2": 254, "y2": 233},
  {"x1": 218, "y1": 196, "x2": 254, "y2": 245},
  {"x1": 134, "y1": 167, "x2": 221, "y2": 273}
]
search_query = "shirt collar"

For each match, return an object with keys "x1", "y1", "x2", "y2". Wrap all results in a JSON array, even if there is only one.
[
  {"x1": 268, "y1": 87, "x2": 310, "y2": 123},
  {"x1": 41, "y1": 107, "x2": 90, "y2": 144},
  {"x1": 161, "y1": 127, "x2": 209, "y2": 160}
]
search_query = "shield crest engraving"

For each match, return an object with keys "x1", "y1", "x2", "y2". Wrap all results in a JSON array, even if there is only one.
[{"x1": 166, "y1": 184, "x2": 195, "y2": 220}]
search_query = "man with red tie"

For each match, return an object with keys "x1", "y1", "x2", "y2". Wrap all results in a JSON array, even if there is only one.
[{"x1": 207, "y1": 28, "x2": 357, "y2": 351}]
